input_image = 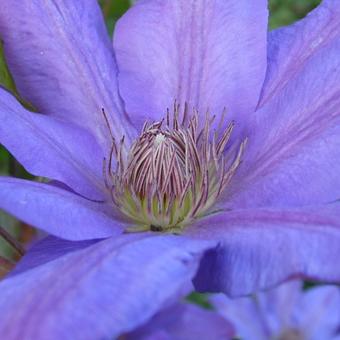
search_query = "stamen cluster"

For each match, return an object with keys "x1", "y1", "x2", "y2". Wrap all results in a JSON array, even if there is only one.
[{"x1": 103, "y1": 106, "x2": 246, "y2": 233}]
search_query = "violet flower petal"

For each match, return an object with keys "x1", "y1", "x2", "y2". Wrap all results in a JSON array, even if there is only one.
[
  {"x1": 0, "y1": 177, "x2": 124, "y2": 240},
  {"x1": 210, "y1": 293, "x2": 268, "y2": 340},
  {"x1": 0, "y1": 234, "x2": 214, "y2": 339},
  {"x1": 259, "y1": 0, "x2": 340, "y2": 108},
  {"x1": 10, "y1": 236, "x2": 99, "y2": 276},
  {"x1": 114, "y1": 0, "x2": 268, "y2": 130},
  {"x1": 228, "y1": 33, "x2": 340, "y2": 208},
  {"x1": 0, "y1": 0, "x2": 136, "y2": 146},
  {"x1": 211, "y1": 280, "x2": 340, "y2": 340},
  {"x1": 0, "y1": 88, "x2": 105, "y2": 200},
  {"x1": 188, "y1": 205, "x2": 340, "y2": 296},
  {"x1": 298, "y1": 285, "x2": 340, "y2": 339},
  {"x1": 256, "y1": 280, "x2": 302, "y2": 335},
  {"x1": 128, "y1": 302, "x2": 234, "y2": 340}
]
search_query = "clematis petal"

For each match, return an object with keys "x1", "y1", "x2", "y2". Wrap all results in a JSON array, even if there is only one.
[
  {"x1": 0, "y1": 177, "x2": 124, "y2": 240},
  {"x1": 0, "y1": 0, "x2": 136, "y2": 146},
  {"x1": 0, "y1": 88, "x2": 105, "y2": 200},
  {"x1": 298, "y1": 285, "x2": 340, "y2": 339},
  {"x1": 0, "y1": 233, "x2": 214, "y2": 339},
  {"x1": 128, "y1": 302, "x2": 234, "y2": 340},
  {"x1": 210, "y1": 294, "x2": 267, "y2": 340},
  {"x1": 217, "y1": 281, "x2": 304, "y2": 338},
  {"x1": 11, "y1": 236, "x2": 98, "y2": 276},
  {"x1": 228, "y1": 30, "x2": 340, "y2": 208},
  {"x1": 211, "y1": 281, "x2": 340, "y2": 340},
  {"x1": 259, "y1": 0, "x2": 340, "y2": 107},
  {"x1": 257, "y1": 280, "x2": 302, "y2": 335},
  {"x1": 188, "y1": 205, "x2": 340, "y2": 296},
  {"x1": 114, "y1": 0, "x2": 268, "y2": 130}
]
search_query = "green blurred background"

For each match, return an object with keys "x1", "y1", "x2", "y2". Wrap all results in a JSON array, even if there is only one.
[
  {"x1": 0, "y1": 0, "x2": 322, "y2": 273},
  {"x1": 269, "y1": 0, "x2": 321, "y2": 28}
]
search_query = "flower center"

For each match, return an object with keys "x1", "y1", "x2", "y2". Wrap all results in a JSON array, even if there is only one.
[
  {"x1": 103, "y1": 106, "x2": 246, "y2": 233},
  {"x1": 276, "y1": 329, "x2": 304, "y2": 340}
]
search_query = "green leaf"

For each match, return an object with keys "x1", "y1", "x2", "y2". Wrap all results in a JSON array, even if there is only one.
[
  {"x1": 186, "y1": 292, "x2": 213, "y2": 310},
  {"x1": 0, "y1": 148, "x2": 10, "y2": 175},
  {"x1": 100, "y1": 0, "x2": 131, "y2": 35},
  {"x1": 269, "y1": 0, "x2": 322, "y2": 29}
]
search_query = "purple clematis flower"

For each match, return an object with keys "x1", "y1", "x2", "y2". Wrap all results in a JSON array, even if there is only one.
[
  {"x1": 211, "y1": 280, "x2": 340, "y2": 340},
  {"x1": 0, "y1": 0, "x2": 340, "y2": 338},
  {"x1": 127, "y1": 301, "x2": 234, "y2": 339}
]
